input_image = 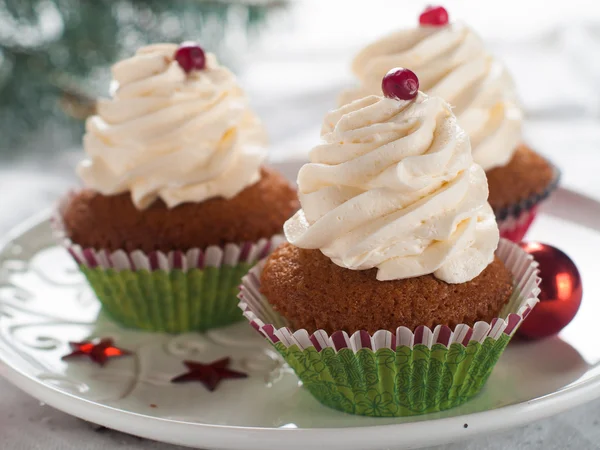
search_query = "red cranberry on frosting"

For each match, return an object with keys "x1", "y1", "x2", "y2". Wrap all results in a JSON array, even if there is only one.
[
  {"x1": 381, "y1": 67, "x2": 419, "y2": 101},
  {"x1": 419, "y1": 6, "x2": 449, "y2": 26},
  {"x1": 175, "y1": 42, "x2": 206, "y2": 73}
]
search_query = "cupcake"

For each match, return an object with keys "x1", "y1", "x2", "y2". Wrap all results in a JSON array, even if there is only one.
[
  {"x1": 339, "y1": 6, "x2": 559, "y2": 242},
  {"x1": 56, "y1": 43, "x2": 298, "y2": 333},
  {"x1": 239, "y1": 69, "x2": 540, "y2": 417}
]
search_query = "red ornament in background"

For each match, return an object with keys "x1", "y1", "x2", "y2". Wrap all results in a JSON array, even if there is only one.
[
  {"x1": 419, "y1": 6, "x2": 449, "y2": 26},
  {"x1": 171, "y1": 357, "x2": 247, "y2": 391},
  {"x1": 517, "y1": 242, "x2": 582, "y2": 340},
  {"x1": 175, "y1": 42, "x2": 206, "y2": 73},
  {"x1": 382, "y1": 68, "x2": 419, "y2": 101},
  {"x1": 62, "y1": 338, "x2": 131, "y2": 366}
]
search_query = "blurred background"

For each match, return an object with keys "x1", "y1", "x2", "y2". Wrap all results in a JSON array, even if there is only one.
[{"x1": 1, "y1": 0, "x2": 599, "y2": 232}]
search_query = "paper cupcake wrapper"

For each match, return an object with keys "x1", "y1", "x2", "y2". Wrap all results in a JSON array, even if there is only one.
[
  {"x1": 498, "y1": 207, "x2": 538, "y2": 243},
  {"x1": 496, "y1": 161, "x2": 560, "y2": 242},
  {"x1": 238, "y1": 239, "x2": 540, "y2": 417},
  {"x1": 53, "y1": 192, "x2": 284, "y2": 332}
]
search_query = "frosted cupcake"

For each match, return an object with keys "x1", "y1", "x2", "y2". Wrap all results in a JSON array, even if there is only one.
[
  {"x1": 339, "y1": 6, "x2": 559, "y2": 242},
  {"x1": 239, "y1": 69, "x2": 540, "y2": 417},
  {"x1": 57, "y1": 43, "x2": 298, "y2": 333}
]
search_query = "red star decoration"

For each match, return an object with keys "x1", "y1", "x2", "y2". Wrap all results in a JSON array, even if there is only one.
[
  {"x1": 62, "y1": 338, "x2": 131, "y2": 367},
  {"x1": 171, "y1": 357, "x2": 247, "y2": 391}
]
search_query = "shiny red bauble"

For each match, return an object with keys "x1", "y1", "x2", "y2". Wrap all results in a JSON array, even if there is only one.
[
  {"x1": 419, "y1": 6, "x2": 449, "y2": 26},
  {"x1": 517, "y1": 242, "x2": 582, "y2": 340},
  {"x1": 175, "y1": 42, "x2": 206, "y2": 73},
  {"x1": 381, "y1": 68, "x2": 419, "y2": 101}
]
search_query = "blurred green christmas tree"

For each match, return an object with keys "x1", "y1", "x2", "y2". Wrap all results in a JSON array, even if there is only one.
[{"x1": 0, "y1": 0, "x2": 285, "y2": 156}]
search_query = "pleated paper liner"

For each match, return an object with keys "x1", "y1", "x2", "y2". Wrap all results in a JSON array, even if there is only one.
[
  {"x1": 496, "y1": 161, "x2": 560, "y2": 242},
  {"x1": 238, "y1": 239, "x2": 541, "y2": 417},
  {"x1": 53, "y1": 192, "x2": 284, "y2": 333}
]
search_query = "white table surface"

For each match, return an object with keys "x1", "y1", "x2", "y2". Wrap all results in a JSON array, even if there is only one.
[{"x1": 1, "y1": 1, "x2": 600, "y2": 448}]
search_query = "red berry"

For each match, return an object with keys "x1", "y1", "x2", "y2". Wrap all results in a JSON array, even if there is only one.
[
  {"x1": 174, "y1": 42, "x2": 206, "y2": 73},
  {"x1": 381, "y1": 68, "x2": 419, "y2": 101},
  {"x1": 419, "y1": 5, "x2": 449, "y2": 26}
]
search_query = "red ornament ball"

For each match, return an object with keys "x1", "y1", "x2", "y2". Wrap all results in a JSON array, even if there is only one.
[
  {"x1": 517, "y1": 242, "x2": 582, "y2": 340},
  {"x1": 419, "y1": 5, "x2": 449, "y2": 26},
  {"x1": 175, "y1": 42, "x2": 206, "y2": 73},
  {"x1": 382, "y1": 68, "x2": 419, "y2": 101}
]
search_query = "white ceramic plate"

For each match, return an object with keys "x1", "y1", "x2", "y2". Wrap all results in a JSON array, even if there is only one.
[{"x1": 1, "y1": 161, "x2": 599, "y2": 450}]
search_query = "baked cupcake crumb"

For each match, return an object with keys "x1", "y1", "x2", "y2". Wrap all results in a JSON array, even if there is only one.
[
  {"x1": 63, "y1": 167, "x2": 299, "y2": 252},
  {"x1": 261, "y1": 243, "x2": 513, "y2": 334},
  {"x1": 486, "y1": 144, "x2": 555, "y2": 210}
]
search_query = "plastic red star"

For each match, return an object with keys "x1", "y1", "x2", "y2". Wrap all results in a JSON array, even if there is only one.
[
  {"x1": 171, "y1": 357, "x2": 247, "y2": 391},
  {"x1": 62, "y1": 338, "x2": 131, "y2": 366}
]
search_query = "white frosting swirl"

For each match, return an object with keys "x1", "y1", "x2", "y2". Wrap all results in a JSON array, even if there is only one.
[
  {"x1": 284, "y1": 93, "x2": 499, "y2": 283},
  {"x1": 78, "y1": 43, "x2": 267, "y2": 209},
  {"x1": 339, "y1": 23, "x2": 522, "y2": 171}
]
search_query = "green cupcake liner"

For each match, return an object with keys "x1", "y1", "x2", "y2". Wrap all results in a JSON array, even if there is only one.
[
  {"x1": 275, "y1": 335, "x2": 510, "y2": 417},
  {"x1": 54, "y1": 191, "x2": 285, "y2": 333},
  {"x1": 239, "y1": 239, "x2": 540, "y2": 416},
  {"x1": 81, "y1": 264, "x2": 253, "y2": 333}
]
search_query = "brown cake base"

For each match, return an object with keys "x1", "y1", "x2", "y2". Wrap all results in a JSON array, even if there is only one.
[
  {"x1": 486, "y1": 144, "x2": 555, "y2": 210},
  {"x1": 260, "y1": 243, "x2": 514, "y2": 334},
  {"x1": 62, "y1": 167, "x2": 299, "y2": 253}
]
